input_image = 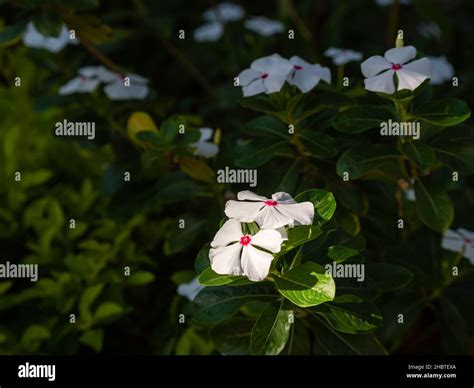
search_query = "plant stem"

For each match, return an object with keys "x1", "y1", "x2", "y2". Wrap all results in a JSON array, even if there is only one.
[
  {"x1": 337, "y1": 64, "x2": 345, "y2": 89},
  {"x1": 386, "y1": 0, "x2": 400, "y2": 48}
]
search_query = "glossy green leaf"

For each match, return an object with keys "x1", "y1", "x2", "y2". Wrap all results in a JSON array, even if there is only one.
[
  {"x1": 401, "y1": 142, "x2": 436, "y2": 171},
  {"x1": 413, "y1": 99, "x2": 471, "y2": 126},
  {"x1": 295, "y1": 189, "x2": 337, "y2": 223},
  {"x1": 415, "y1": 181, "x2": 454, "y2": 232},
  {"x1": 333, "y1": 105, "x2": 394, "y2": 133}
]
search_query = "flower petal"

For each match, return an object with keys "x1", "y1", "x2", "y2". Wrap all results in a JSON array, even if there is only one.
[
  {"x1": 59, "y1": 77, "x2": 100, "y2": 95},
  {"x1": 224, "y1": 200, "x2": 265, "y2": 223},
  {"x1": 193, "y1": 141, "x2": 219, "y2": 158},
  {"x1": 396, "y1": 67, "x2": 429, "y2": 91},
  {"x1": 384, "y1": 46, "x2": 417, "y2": 65},
  {"x1": 177, "y1": 277, "x2": 204, "y2": 302},
  {"x1": 210, "y1": 218, "x2": 243, "y2": 248},
  {"x1": 244, "y1": 17, "x2": 284, "y2": 37},
  {"x1": 251, "y1": 229, "x2": 285, "y2": 253},
  {"x1": 199, "y1": 128, "x2": 213, "y2": 141},
  {"x1": 104, "y1": 81, "x2": 149, "y2": 100},
  {"x1": 272, "y1": 192, "x2": 296, "y2": 203},
  {"x1": 203, "y1": 2, "x2": 244, "y2": 22},
  {"x1": 428, "y1": 56, "x2": 454, "y2": 85},
  {"x1": 242, "y1": 79, "x2": 267, "y2": 97},
  {"x1": 403, "y1": 57, "x2": 431, "y2": 77},
  {"x1": 464, "y1": 245, "x2": 474, "y2": 264},
  {"x1": 458, "y1": 228, "x2": 474, "y2": 242},
  {"x1": 361, "y1": 55, "x2": 391, "y2": 77},
  {"x1": 364, "y1": 71, "x2": 396, "y2": 94},
  {"x1": 254, "y1": 205, "x2": 293, "y2": 229},
  {"x1": 238, "y1": 68, "x2": 261, "y2": 86},
  {"x1": 241, "y1": 245, "x2": 273, "y2": 281},
  {"x1": 276, "y1": 202, "x2": 314, "y2": 227},
  {"x1": 441, "y1": 229, "x2": 464, "y2": 253},
  {"x1": 237, "y1": 191, "x2": 269, "y2": 202},
  {"x1": 193, "y1": 22, "x2": 223, "y2": 42},
  {"x1": 210, "y1": 243, "x2": 243, "y2": 276}
]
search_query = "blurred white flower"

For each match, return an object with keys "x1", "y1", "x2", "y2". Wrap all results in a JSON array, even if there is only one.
[
  {"x1": 177, "y1": 277, "x2": 204, "y2": 301},
  {"x1": 441, "y1": 229, "x2": 474, "y2": 264},
  {"x1": 427, "y1": 56, "x2": 454, "y2": 85},
  {"x1": 361, "y1": 46, "x2": 431, "y2": 94},
  {"x1": 225, "y1": 190, "x2": 314, "y2": 229},
  {"x1": 418, "y1": 22, "x2": 441, "y2": 39},
  {"x1": 324, "y1": 47, "x2": 363, "y2": 65},
  {"x1": 193, "y1": 22, "x2": 224, "y2": 42},
  {"x1": 103, "y1": 73, "x2": 149, "y2": 100},
  {"x1": 245, "y1": 16, "x2": 284, "y2": 37},
  {"x1": 287, "y1": 56, "x2": 331, "y2": 93},
  {"x1": 209, "y1": 219, "x2": 285, "y2": 281},
  {"x1": 191, "y1": 128, "x2": 219, "y2": 158},
  {"x1": 23, "y1": 22, "x2": 78, "y2": 53},
  {"x1": 58, "y1": 66, "x2": 112, "y2": 95},
  {"x1": 203, "y1": 2, "x2": 244, "y2": 22},
  {"x1": 375, "y1": 0, "x2": 411, "y2": 6},
  {"x1": 237, "y1": 54, "x2": 293, "y2": 97}
]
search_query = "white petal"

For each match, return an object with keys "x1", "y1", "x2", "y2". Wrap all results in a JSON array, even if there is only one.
[
  {"x1": 203, "y1": 2, "x2": 244, "y2": 22},
  {"x1": 254, "y1": 206, "x2": 293, "y2": 229},
  {"x1": 403, "y1": 57, "x2": 431, "y2": 77},
  {"x1": 58, "y1": 77, "x2": 100, "y2": 95},
  {"x1": 287, "y1": 67, "x2": 320, "y2": 93},
  {"x1": 241, "y1": 245, "x2": 273, "y2": 281},
  {"x1": 276, "y1": 202, "x2": 315, "y2": 227},
  {"x1": 199, "y1": 128, "x2": 213, "y2": 141},
  {"x1": 260, "y1": 56, "x2": 293, "y2": 93},
  {"x1": 364, "y1": 71, "x2": 396, "y2": 94},
  {"x1": 192, "y1": 141, "x2": 219, "y2": 158},
  {"x1": 104, "y1": 81, "x2": 149, "y2": 100},
  {"x1": 127, "y1": 73, "x2": 148, "y2": 83},
  {"x1": 210, "y1": 243, "x2": 243, "y2": 276},
  {"x1": 396, "y1": 67, "x2": 429, "y2": 92},
  {"x1": 464, "y1": 245, "x2": 474, "y2": 264},
  {"x1": 271, "y1": 192, "x2": 295, "y2": 203},
  {"x1": 237, "y1": 191, "x2": 269, "y2": 202},
  {"x1": 251, "y1": 229, "x2": 285, "y2": 253},
  {"x1": 324, "y1": 47, "x2": 340, "y2": 57},
  {"x1": 333, "y1": 50, "x2": 363, "y2": 65},
  {"x1": 23, "y1": 22, "x2": 45, "y2": 49},
  {"x1": 242, "y1": 79, "x2": 266, "y2": 97},
  {"x1": 193, "y1": 22, "x2": 223, "y2": 42},
  {"x1": 238, "y1": 68, "x2": 261, "y2": 86},
  {"x1": 95, "y1": 66, "x2": 117, "y2": 82},
  {"x1": 427, "y1": 56, "x2": 453, "y2": 85},
  {"x1": 210, "y1": 218, "x2": 243, "y2": 248},
  {"x1": 244, "y1": 17, "x2": 284, "y2": 37},
  {"x1": 361, "y1": 55, "x2": 391, "y2": 77},
  {"x1": 458, "y1": 228, "x2": 474, "y2": 242},
  {"x1": 441, "y1": 229, "x2": 464, "y2": 252},
  {"x1": 224, "y1": 200, "x2": 265, "y2": 223},
  {"x1": 384, "y1": 46, "x2": 417, "y2": 65},
  {"x1": 177, "y1": 277, "x2": 204, "y2": 301},
  {"x1": 405, "y1": 189, "x2": 416, "y2": 202}
]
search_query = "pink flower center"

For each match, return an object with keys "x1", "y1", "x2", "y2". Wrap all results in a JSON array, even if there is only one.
[
  {"x1": 264, "y1": 200, "x2": 278, "y2": 207},
  {"x1": 464, "y1": 238, "x2": 472, "y2": 245},
  {"x1": 294, "y1": 65, "x2": 303, "y2": 70},
  {"x1": 391, "y1": 63, "x2": 402, "y2": 71},
  {"x1": 240, "y1": 235, "x2": 252, "y2": 246},
  {"x1": 260, "y1": 72, "x2": 269, "y2": 79}
]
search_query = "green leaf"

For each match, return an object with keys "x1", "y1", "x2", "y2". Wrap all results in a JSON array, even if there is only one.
[
  {"x1": 295, "y1": 189, "x2": 337, "y2": 223},
  {"x1": 366, "y1": 263, "x2": 413, "y2": 291},
  {"x1": 299, "y1": 132, "x2": 339, "y2": 159},
  {"x1": 234, "y1": 140, "x2": 291, "y2": 168},
  {"x1": 126, "y1": 271, "x2": 155, "y2": 286},
  {"x1": 311, "y1": 301, "x2": 383, "y2": 334},
  {"x1": 94, "y1": 302, "x2": 124, "y2": 322},
  {"x1": 309, "y1": 314, "x2": 388, "y2": 355},
  {"x1": 327, "y1": 246, "x2": 359, "y2": 263},
  {"x1": 0, "y1": 22, "x2": 27, "y2": 46},
  {"x1": 415, "y1": 181, "x2": 454, "y2": 232},
  {"x1": 433, "y1": 144, "x2": 474, "y2": 174},
  {"x1": 198, "y1": 267, "x2": 244, "y2": 286},
  {"x1": 194, "y1": 244, "x2": 211, "y2": 274},
  {"x1": 211, "y1": 318, "x2": 254, "y2": 355},
  {"x1": 333, "y1": 105, "x2": 395, "y2": 133},
  {"x1": 336, "y1": 145, "x2": 401, "y2": 179},
  {"x1": 32, "y1": 12, "x2": 62, "y2": 37},
  {"x1": 193, "y1": 284, "x2": 276, "y2": 324},
  {"x1": 280, "y1": 225, "x2": 323, "y2": 255},
  {"x1": 79, "y1": 329, "x2": 104, "y2": 353},
  {"x1": 274, "y1": 262, "x2": 335, "y2": 308},
  {"x1": 413, "y1": 99, "x2": 471, "y2": 126},
  {"x1": 243, "y1": 116, "x2": 290, "y2": 140},
  {"x1": 401, "y1": 142, "x2": 436, "y2": 171},
  {"x1": 250, "y1": 300, "x2": 293, "y2": 355},
  {"x1": 79, "y1": 283, "x2": 105, "y2": 323},
  {"x1": 21, "y1": 325, "x2": 50, "y2": 348}
]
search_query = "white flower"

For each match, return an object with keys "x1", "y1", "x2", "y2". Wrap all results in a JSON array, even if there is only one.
[
  {"x1": 287, "y1": 56, "x2": 331, "y2": 93},
  {"x1": 103, "y1": 73, "x2": 149, "y2": 100},
  {"x1": 427, "y1": 56, "x2": 454, "y2": 85},
  {"x1": 23, "y1": 22, "x2": 78, "y2": 53},
  {"x1": 361, "y1": 46, "x2": 431, "y2": 94},
  {"x1": 193, "y1": 22, "x2": 224, "y2": 42},
  {"x1": 209, "y1": 219, "x2": 285, "y2": 281},
  {"x1": 191, "y1": 128, "x2": 219, "y2": 158},
  {"x1": 375, "y1": 0, "x2": 411, "y2": 6},
  {"x1": 177, "y1": 277, "x2": 204, "y2": 301},
  {"x1": 237, "y1": 54, "x2": 293, "y2": 97},
  {"x1": 225, "y1": 191, "x2": 314, "y2": 229},
  {"x1": 441, "y1": 229, "x2": 474, "y2": 264},
  {"x1": 203, "y1": 2, "x2": 244, "y2": 22},
  {"x1": 244, "y1": 16, "x2": 285, "y2": 37},
  {"x1": 324, "y1": 47, "x2": 363, "y2": 65},
  {"x1": 418, "y1": 22, "x2": 441, "y2": 39},
  {"x1": 58, "y1": 66, "x2": 111, "y2": 95}
]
